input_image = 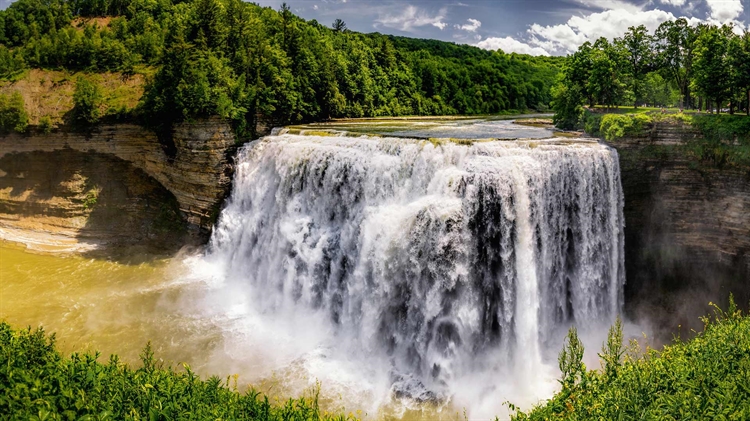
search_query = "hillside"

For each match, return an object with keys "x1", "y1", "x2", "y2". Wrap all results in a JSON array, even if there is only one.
[
  {"x1": 0, "y1": 69, "x2": 145, "y2": 125},
  {"x1": 0, "y1": 0, "x2": 562, "y2": 138}
]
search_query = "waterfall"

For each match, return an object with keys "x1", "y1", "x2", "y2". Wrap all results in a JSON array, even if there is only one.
[{"x1": 203, "y1": 133, "x2": 625, "y2": 407}]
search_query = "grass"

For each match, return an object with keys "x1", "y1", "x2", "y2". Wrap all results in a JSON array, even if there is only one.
[
  {"x1": 512, "y1": 297, "x2": 750, "y2": 420},
  {"x1": 0, "y1": 321, "x2": 357, "y2": 421}
]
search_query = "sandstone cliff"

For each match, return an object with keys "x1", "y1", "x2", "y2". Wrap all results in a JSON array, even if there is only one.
[
  {"x1": 0, "y1": 120, "x2": 236, "y2": 254},
  {"x1": 613, "y1": 121, "x2": 750, "y2": 334}
]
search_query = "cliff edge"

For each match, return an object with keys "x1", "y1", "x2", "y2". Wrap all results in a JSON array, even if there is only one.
[
  {"x1": 614, "y1": 120, "x2": 750, "y2": 334},
  {"x1": 0, "y1": 120, "x2": 236, "y2": 254}
]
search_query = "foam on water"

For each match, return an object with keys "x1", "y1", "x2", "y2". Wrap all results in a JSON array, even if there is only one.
[{"x1": 190, "y1": 134, "x2": 625, "y2": 419}]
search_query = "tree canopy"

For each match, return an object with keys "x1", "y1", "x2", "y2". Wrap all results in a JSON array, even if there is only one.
[{"x1": 553, "y1": 21, "x2": 750, "y2": 129}]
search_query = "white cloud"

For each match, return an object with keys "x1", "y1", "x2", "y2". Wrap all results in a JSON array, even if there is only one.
[
  {"x1": 528, "y1": 8, "x2": 676, "y2": 54},
  {"x1": 313, "y1": 4, "x2": 318, "y2": 10},
  {"x1": 375, "y1": 6, "x2": 447, "y2": 32},
  {"x1": 705, "y1": 0, "x2": 743, "y2": 22},
  {"x1": 660, "y1": 0, "x2": 687, "y2": 6},
  {"x1": 477, "y1": 36, "x2": 550, "y2": 56},
  {"x1": 455, "y1": 18, "x2": 482, "y2": 32}
]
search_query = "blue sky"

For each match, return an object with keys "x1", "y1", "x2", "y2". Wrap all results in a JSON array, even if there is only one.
[{"x1": 2, "y1": 0, "x2": 748, "y2": 55}]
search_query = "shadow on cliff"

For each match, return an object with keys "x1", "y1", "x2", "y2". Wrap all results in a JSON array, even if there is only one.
[
  {"x1": 621, "y1": 157, "x2": 750, "y2": 344},
  {"x1": 0, "y1": 149, "x2": 189, "y2": 264}
]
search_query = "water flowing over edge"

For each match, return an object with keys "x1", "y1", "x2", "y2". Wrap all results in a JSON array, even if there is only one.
[{"x1": 191, "y1": 133, "x2": 626, "y2": 418}]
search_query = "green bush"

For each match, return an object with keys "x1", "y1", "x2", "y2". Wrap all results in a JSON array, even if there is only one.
[
  {"x1": 512, "y1": 297, "x2": 750, "y2": 420},
  {"x1": 0, "y1": 91, "x2": 29, "y2": 133},
  {"x1": 39, "y1": 115, "x2": 54, "y2": 133},
  {"x1": 599, "y1": 113, "x2": 652, "y2": 141},
  {"x1": 0, "y1": 321, "x2": 356, "y2": 420},
  {"x1": 691, "y1": 114, "x2": 750, "y2": 143},
  {"x1": 73, "y1": 77, "x2": 103, "y2": 125},
  {"x1": 582, "y1": 111, "x2": 603, "y2": 136}
]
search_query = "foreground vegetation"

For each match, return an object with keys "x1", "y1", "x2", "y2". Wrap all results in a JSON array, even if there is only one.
[
  {"x1": 4, "y1": 300, "x2": 749, "y2": 420},
  {"x1": 0, "y1": 322, "x2": 356, "y2": 420},
  {"x1": 512, "y1": 298, "x2": 750, "y2": 420},
  {"x1": 0, "y1": 0, "x2": 561, "y2": 138}
]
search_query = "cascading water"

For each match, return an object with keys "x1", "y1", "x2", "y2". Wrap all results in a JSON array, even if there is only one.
[{"x1": 200, "y1": 132, "x2": 625, "y2": 416}]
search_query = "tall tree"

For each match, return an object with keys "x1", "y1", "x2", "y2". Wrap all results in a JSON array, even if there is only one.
[
  {"x1": 567, "y1": 41, "x2": 595, "y2": 107},
  {"x1": 654, "y1": 18, "x2": 697, "y2": 108},
  {"x1": 588, "y1": 38, "x2": 626, "y2": 109},
  {"x1": 620, "y1": 25, "x2": 653, "y2": 108},
  {"x1": 729, "y1": 31, "x2": 750, "y2": 115},
  {"x1": 693, "y1": 25, "x2": 732, "y2": 113},
  {"x1": 331, "y1": 18, "x2": 346, "y2": 33}
]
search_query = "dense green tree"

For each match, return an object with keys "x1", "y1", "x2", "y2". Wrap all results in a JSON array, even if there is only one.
[
  {"x1": 588, "y1": 38, "x2": 626, "y2": 108},
  {"x1": 553, "y1": 19, "x2": 750, "y2": 128},
  {"x1": 693, "y1": 26, "x2": 732, "y2": 113},
  {"x1": 0, "y1": 91, "x2": 29, "y2": 133},
  {"x1": 72, "y1": 76, "x2": 103, "y2": 123},
  {"x1": 566, "y1": 42, "x2": 594, "y2": 107},
  {"x1": 620, "y1": 25, "x2": 654, "y2": 108},
  {"x1": 654, "y1": 18, "x2": 696, "y2": 108},
  {"x1": 729, "y1": 31, "x2": 750, "y2": 115},
  {"x1": 640, "y1": 72, "x2": 679, "y2": 107}
]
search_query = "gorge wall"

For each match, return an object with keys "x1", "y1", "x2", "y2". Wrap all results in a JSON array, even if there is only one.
[
  {"x1": 0, "y1": 119, "x2": 236, "y2": 254},
  {"x1": 614, "y1": 121, "x2": 750, "y2": 336}
]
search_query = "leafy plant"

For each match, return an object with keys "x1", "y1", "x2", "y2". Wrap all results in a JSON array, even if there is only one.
[
  {"x1": 512, "y1": 297, "x2": 750, "y2": 420},
  {"x1": 39, "y1": 115, "x2": 54, "y2": 133},
  {"x1": 73, "y1": 77, "x2": 104, "y2": 125},
  {"x1": 0, "y1": 91, "x2": 29, "y2": 133},
  {"x1": 0, "y1": 321, "x2": 358, "y2": 421},
  {"x1": 599, "y1": 113, "x2": 652, "y2": 141}
]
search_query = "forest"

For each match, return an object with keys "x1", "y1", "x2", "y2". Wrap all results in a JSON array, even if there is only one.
[
  {"x1": 554, "y1": 19, "x2": 750, "y2": 129},
  {"x1": 0, "y1": 0, "x2": 562, "y2": 138}
]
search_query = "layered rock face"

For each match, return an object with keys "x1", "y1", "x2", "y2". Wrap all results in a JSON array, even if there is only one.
[
  {"x1": 0, "y1": 120, "x2": 236, "y2": 253},
  {"x1": 614, "y1": 121, "x2": 750, "y2": 335}
]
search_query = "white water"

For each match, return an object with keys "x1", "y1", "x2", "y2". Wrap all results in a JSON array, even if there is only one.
[{"x1": 190, "y1": 133, "x2": 625, "y2": 419}]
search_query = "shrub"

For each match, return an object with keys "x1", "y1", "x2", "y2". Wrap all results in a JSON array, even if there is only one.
[
  {"x1": 39, "y1": 115, "x2": 54, "y2": 133},
  {"x1": 512, "y1": 297, "x2": 750, "y2": 420},
  {"x1": 599, "y1": 113, "x2": 652, "y2": 141},
  {"x1": 0, "y1": 321, "x2": 357, "y2": 420},
  {"x1": 691, "y1": 114, "x2": 750, "y2": 143},
  {"x1": 582, "y1": 111, "x2": 603, "y2": 136},
  {"x1": 73, "y1": 77, "x2": 103, "y2": 124},
  {"x1": 0, "y1": 91, "x2": 29, "y2": 133}
]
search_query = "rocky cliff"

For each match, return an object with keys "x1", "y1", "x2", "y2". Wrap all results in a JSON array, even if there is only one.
[
  {"x1": 0, "y1": 120, "x2": 236, "y2": 254},
  {"x1": 613, "y1": 121, "x2": 750, "y2": 335}
]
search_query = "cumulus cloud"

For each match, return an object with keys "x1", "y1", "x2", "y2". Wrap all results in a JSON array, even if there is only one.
[
  {"x1": 375, "y1": 6, "x2": 448, "y2": 31},
  {"x1": 528, "y1": 8, "x2": 676, "y2": 54},
  {"x1": 660, "y1": 0, "x2": 687, "y2": 6},
  {"x1": 455, "y1": 18, "x2": 481, "y2": 32},
  {"x1": 477, "y1": 36, "x2": 550, "y2": 56},
  {"x1": 705, "y1": 0, "x2": 743, "y2": 22}
]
